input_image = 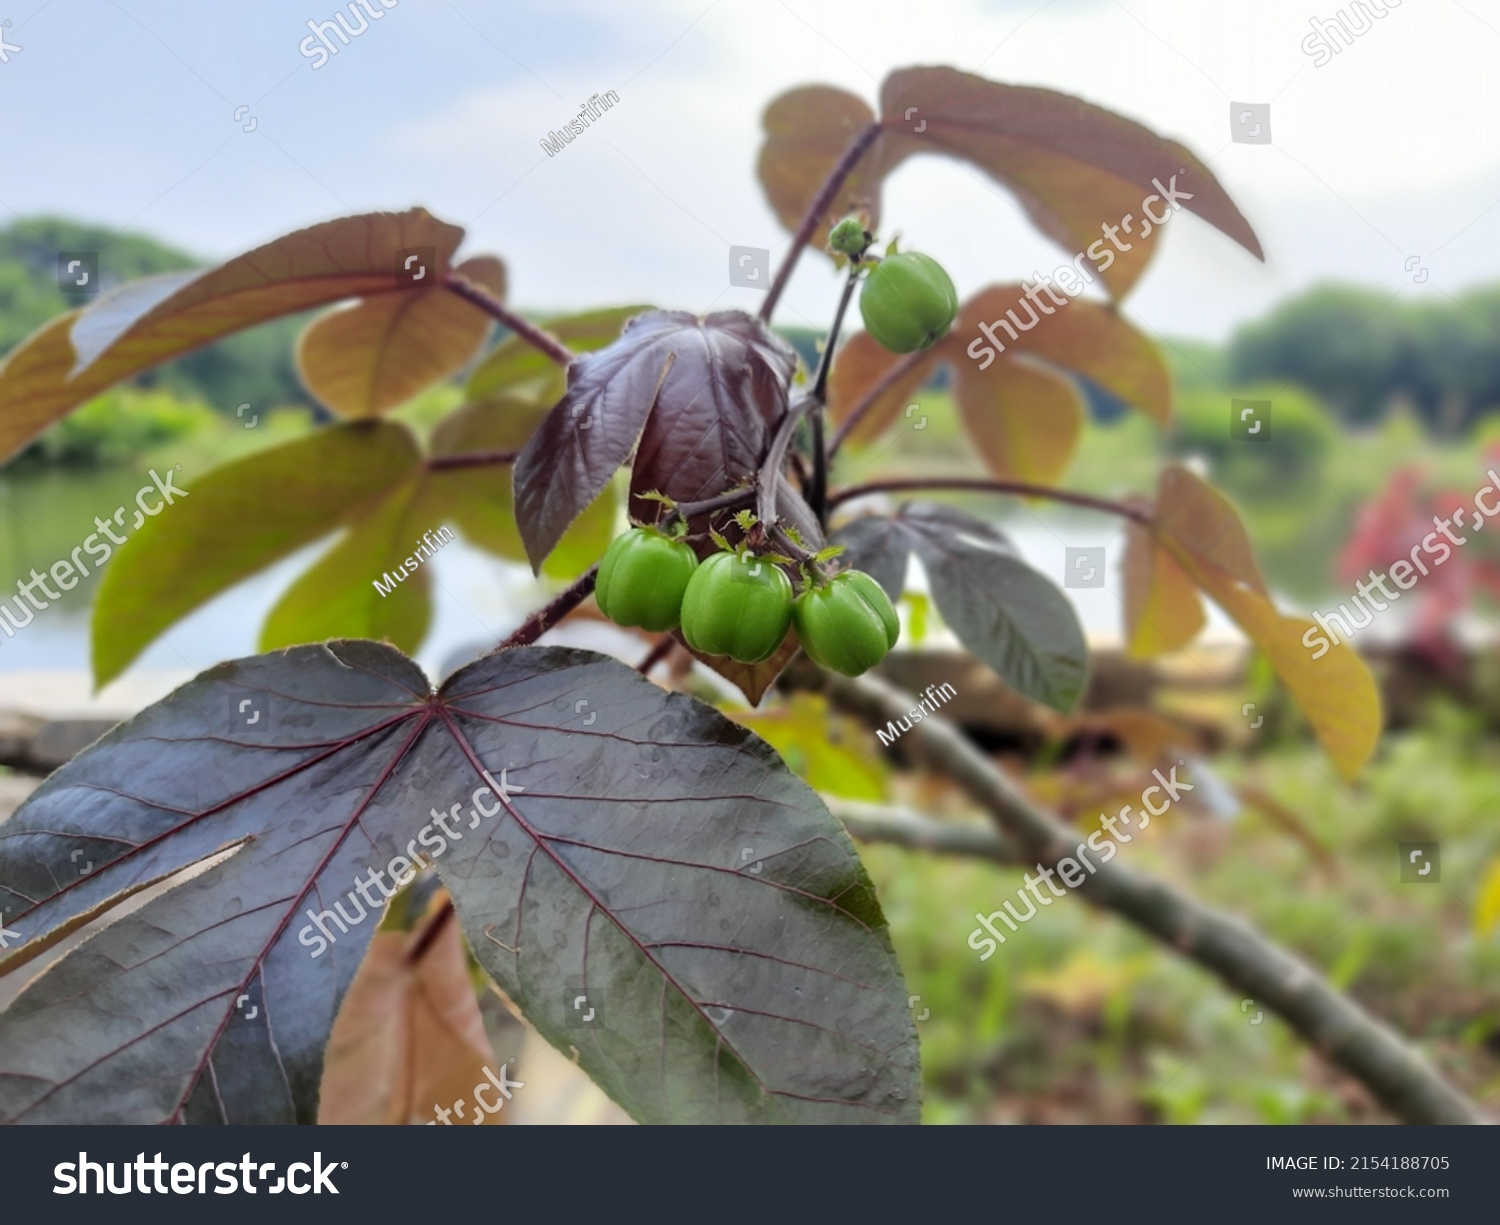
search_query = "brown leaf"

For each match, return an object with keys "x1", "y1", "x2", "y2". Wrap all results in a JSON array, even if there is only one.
[
  {"x1": 758, "y1": 86, "x2": 881, "y2": 253},
  {"x1": 0, "y1": 208, "x2": 467, "y2": 463},
  {"x1": 1153, "y1": 465, "x2": 1267, "y2": 597},
  {"x1": 825, "y1": 330, "x2": 950, "y2": 446},
  {"x1": 955, "y1": 287, "x2": 1171, "y2": 424},
  {"x1": 319, "y1": 900, "x2": 504, "y2": 1126},
  {"x1": 874, "y1": 67, "x2": 1262, "y2": 299},
  {"x1": 674, "y1": 628, "x2": 802, "y2": 707},
  {"x1": 296, "y1": 256, "x2": 506, "y2": 417}
]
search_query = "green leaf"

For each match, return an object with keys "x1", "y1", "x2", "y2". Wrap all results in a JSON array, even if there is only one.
[
  {"x1": 91, "y1": 422, "x2": 421, "y2": 687},
  {"x1": 0, "y1": 643, "x2": 920, "y2": 1124},
  {"x1": 258, "y1": 476, "x2": 434, "y2": 655}
]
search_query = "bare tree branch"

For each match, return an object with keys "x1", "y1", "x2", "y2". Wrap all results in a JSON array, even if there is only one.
[{"x1": 792, "y1": 664, "x2": 1486, "y2": 1126}]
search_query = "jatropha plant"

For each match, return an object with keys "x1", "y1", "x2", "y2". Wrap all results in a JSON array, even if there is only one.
[{"x1": 0, "y1": 65, "x2": 1395, "y2": 1126}]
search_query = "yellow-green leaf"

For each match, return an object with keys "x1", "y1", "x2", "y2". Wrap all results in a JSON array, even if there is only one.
[
  {"x1": 259, "y1": 476, "x2": 434, "y2": 654},
  {"x1": 1475, "y1": 859, "x2": 1500, "y2": 937},
  {"x1": 92, "y1": 422, "x2": 422, "y2": 687},
  {"x1": 1122, "y1": 518, "x2": 1205, "y2": 658},
  {"x1": 1152, "y1": 468, "x2": 1380, "y2": 779},
  {"x1": 732, "y1": 694, "x2": 888, "y2": 801}
]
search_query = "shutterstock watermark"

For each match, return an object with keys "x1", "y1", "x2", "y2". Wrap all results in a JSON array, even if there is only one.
[
  {"x1": 966, "y1": 175, "x2": 1195, "y2": 370},
  {"x1": 0, "y1": 20, "x2": 21, "y2": 65},
  {"x1": 539, "y1": 91, "x2": 620, "y2": 157},
  {"x1": 0, "y1": 467, "x2": 189, "y2": 643},
  {"x1": 299, "y1": 0, "x2": 398, "y2": 70},
  {"x1": 1302, "y1": 468, "x2": 1500, "y2": 660},
  {"x1": 426, "y1": 1063, "x2": 524, "y2": 1124},
  {"x1": 1302, "y1": 0, "x2": 1401, "y2": 66},
  {"x1": 297, "y1": 767, "x2": 524, "y2": 958},
  {"x1": 966, "y1": 764, "x2": 1195, "y2": 959}
]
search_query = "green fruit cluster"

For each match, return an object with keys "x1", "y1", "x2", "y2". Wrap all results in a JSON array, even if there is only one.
[
  {"x1": 859, "y1": 251, "x2": 958, "y2": 354},
  {"x1": 594, "y1": 527, "x2": 901, "y2": 674}
]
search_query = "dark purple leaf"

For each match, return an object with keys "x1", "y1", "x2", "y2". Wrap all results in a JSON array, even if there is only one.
[
  {"x1": 626, "y1": 311, "x2": 799, "y2": 524},
  {"x1": 0, "y1": 643, "x2": 918, "y2": 1125}
]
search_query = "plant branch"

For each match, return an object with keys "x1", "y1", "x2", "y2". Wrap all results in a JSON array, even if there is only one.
[
  {"x1": 636, "y1": 636, "x2": 677, "y2": 674},
  {"x1": 759, "y1": 121, "x2": 883, "y2": 324},
  {"x1": 828, "y1": 476, "x2": 1153, "y2": 525},
  {"x1": 405, "y1": 897, "x2": 456, "y2": 965},
  {"x1": 791, "y1": 664, "x2": 1485, "y2": 1125},
  {"x1": 444, "y1": 272, "x2": 574, "y2": 367},
  {"x1": 757, "y1": 394, "x2": 817, "y2": 534},
  {"x1": 492, "y1": 566, "x2": 598, "y2": 652},
  {"x1": 826, "y1": 350, "x2": 928, "y2": 459},
  {"x1": 825, "y1": 798, "x2": 1018, "y2": 865},
  {"x1": 427, "y1": 449, "x2": 519, "y2": 472}
]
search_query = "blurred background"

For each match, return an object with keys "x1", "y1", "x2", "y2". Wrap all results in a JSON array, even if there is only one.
[{"x1": 1, "y1": 0, "x2": 1498, "y2": 1122}]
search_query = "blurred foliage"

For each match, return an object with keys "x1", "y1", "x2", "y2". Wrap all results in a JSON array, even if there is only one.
[
  {"x1": 862, "y1": 709, "x2": 1500, "y2": 1123},
  {"x1": 1228, "y1": 283, "x2": 1500, "y2": 435},
  {"x1": 14, "y1": 386, "x2": 218, "y2": 467}
]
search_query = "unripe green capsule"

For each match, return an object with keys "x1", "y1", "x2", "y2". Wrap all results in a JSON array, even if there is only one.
[
  {"x1": 792, "y1": 569, "x2": 900, "y2": 677},
  {"x1": 594, "y1": 527, "x2": 699, "y2": 632},
  {"x1": 859, "y1": 251, "x2": 959, "y2": 354},
  {"x1": 680, "y1": 551, "x2": 794, "y2": 664},
  {"x1": 828, "y1": 216, "x2": 870, "y2": 258}
]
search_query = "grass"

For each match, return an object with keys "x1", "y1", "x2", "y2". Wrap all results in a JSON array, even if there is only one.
[{"x1": 853, "y1": 707, "x2": 1500, "y2": 1123}]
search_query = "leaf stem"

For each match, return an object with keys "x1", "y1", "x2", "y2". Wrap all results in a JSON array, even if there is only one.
[
  {"x1": 427, "y1": 449, "x2": 520, "y2": 472},
  {"x1": 828, "y1": 476, "x2": 1153, "y2": 525},
  {"x1": 444, "y1": 272, "x2": 574, "y2": 367},
  {"x1": 636, "y1": 636, "x2": 677, "y2": 674},
  {"x1": 404, "y1": 897, "x2": 455, "y2": 965},
  {"x1": 757, "y1": 395, "x2": 817, "y2": 547},
  {"x1": 758, "y1": 121, "x2": 883, "y2": 324},
  {"x1": 493, "y1": 566, "x2": 598, "y2": 652}
]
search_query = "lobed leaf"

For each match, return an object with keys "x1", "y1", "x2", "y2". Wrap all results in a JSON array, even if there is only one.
[{"x1": 0, "y1": 643, "x2": 921, "y2": 1124}]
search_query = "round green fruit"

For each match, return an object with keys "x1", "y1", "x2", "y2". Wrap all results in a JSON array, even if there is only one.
[
  {"x1": 594, "y1": 527, "x2": 699, "y2": 632},
  {"x1": 680, "y1": 551, "x2": 794, "y2": 664},
  {"x1": 792, "y1": 570, "x2": 900, "y2": 677},
  {"x1": 828, "y1": 216, "x2": 870, "y2": 258},
  {"x1": 858, "y1": 251, "x2": 958, "y2": 354}
]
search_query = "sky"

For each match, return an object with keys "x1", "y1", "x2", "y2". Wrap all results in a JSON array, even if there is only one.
[{"x1": 2, "y1": 0, "x2": 1500, "y2": 344}]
